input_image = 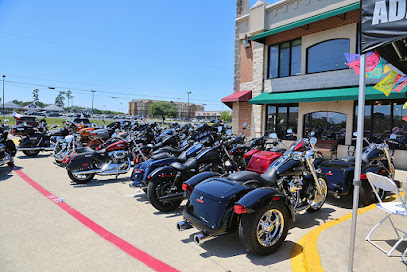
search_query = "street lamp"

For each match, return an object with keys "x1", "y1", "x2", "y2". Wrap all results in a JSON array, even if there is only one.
[
  {"x1": 91, "y1": 90, "x2": 96, "y2": 115},
  {"x1": 2, "y1": 75, "x2": 5, "y2": 116},
  {"x1": 202, "y1": 104, "x2": 207, "y2": 121},
  {"x1": 187, "y1": 91, "x2": 191, "y2": 122}
]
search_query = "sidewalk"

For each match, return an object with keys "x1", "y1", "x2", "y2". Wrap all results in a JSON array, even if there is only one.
[{"x1": 317, "y1": 170, "x2": 407, "y2": 272}]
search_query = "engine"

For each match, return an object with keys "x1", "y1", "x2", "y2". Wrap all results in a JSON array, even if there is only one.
[
  {"x1": 288, "y1": 177, "x2": 303, "y2": 193},
  {"x1": 107, "y1": 151, "x2": 129, "y2": 171}
]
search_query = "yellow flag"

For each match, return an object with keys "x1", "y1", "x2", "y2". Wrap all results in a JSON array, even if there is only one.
[
  {"x1": 373, "y1": 70, "x2": 398, "y2": 96},
  {"x1": 403, "y1": 101, "x2": 407, "y2": 109},
  {"x1": 383, "y1": 65, "x2": 392, "y2": 74}
]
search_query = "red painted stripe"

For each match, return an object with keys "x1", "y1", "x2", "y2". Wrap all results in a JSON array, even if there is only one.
[{"x1": 14, "y1": 169, "x2": 180, "y2": 272}]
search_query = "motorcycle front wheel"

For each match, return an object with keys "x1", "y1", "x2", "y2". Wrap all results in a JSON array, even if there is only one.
[
  {"x1": 239, "y1": 202, "x2": 289, "y2": 255},
  {"x1": 67, "y1": 169, "x2": 95, "y2": 184},
  {"x1": 307, "y1": 174, "x2": 328, "y2": 212},
  {"x1": 147, "y1": 178, "x2": 183, "y2": 212}
]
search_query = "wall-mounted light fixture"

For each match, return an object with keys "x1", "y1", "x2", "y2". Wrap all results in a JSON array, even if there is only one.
[{"x1": 242, "y1": 34, "x2": 251, "y2": 48}]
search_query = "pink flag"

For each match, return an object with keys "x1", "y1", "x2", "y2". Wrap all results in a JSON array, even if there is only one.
[
  {"x1": 403, "y1": 114, "x2": 407, "y2": 122},
  {"x1": 393, "y1": 78, "x2": 407, "y2": 93},
  {"x1": 366, "y1": 51, "x2": 380, "y2": 72},
  {"x1": 346, "y1": 60, "x2": 360, "y2": 75}
]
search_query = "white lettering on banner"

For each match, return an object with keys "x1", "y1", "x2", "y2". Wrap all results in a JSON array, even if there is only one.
[
  {"x1": 372, "y1": 1, "x2": 389, "y2": 25},
  {"x1": 372, "y1": 0, "x2": 407, "y2": 25},
  {"x1": 389, "y1": 0, "x2": 406, "y2": 22}
]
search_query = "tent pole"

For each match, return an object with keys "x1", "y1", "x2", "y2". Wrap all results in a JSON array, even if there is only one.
[{"x1": 348, "y1": 53, "x2": 366, "y2": 272}]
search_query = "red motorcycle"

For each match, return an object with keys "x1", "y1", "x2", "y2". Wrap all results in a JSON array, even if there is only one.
[{"x1": 65, "y1": 139, "x2": 131, "y2": 184}]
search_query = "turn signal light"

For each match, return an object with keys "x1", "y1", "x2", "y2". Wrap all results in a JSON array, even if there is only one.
[
  {"x1": 234, "y1": 204, "x2": 247, "y2": 214},
  {"x1": 360, "y1": 173, "x2": 367, "y2": 179},
  {"x1": 182, "y1": 183, "x2": 192, "y2": 191}
]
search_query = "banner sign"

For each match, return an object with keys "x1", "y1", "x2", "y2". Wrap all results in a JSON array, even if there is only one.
[{"x1": 361, "y1": 0, "x2": 407, "y2": 53}]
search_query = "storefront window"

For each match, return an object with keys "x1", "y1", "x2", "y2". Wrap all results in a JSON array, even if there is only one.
[
  {"x1": 354, "y1": 100, "x2": 407, "y2": 149},
  {"x1": 306, "y1": 39, "x2": 350, "y2": 73},
  {"x1": 268, "y1": 39, "x2": 301, "y2": 78},
  {"x1": 304, "y1": 111, "x2": 346, "y2": 144},
  {"x1": 266, "y1": 105, "x2": 298, "y2": 139}
]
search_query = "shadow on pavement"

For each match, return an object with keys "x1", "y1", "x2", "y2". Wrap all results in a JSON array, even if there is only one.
[
  {"x1": 71, "y1": 177, "x2": 129, "y2": 188},
  {"x1": 17, "y1": 154, "x2": 49, "y2": 160},
  {"x1": 0, "y1": 165, "x2": 14, "y2": 180},
  {"x1": 181, "y1": 231, "x2": 300, "y2": 266},
  {"x1": 293, "y1": 207, "x2": 336, "y2": 230}
]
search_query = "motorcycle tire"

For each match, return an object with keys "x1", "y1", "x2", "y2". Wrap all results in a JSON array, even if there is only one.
[
  {"x1": 307, "y1": 174, "x2": 328, "y2": 212},
  {"x1": 7, "y1": 157, "x2": 14, "y2": 168},
  {"x1": 23, "y1": 150, "x2": 40, "y2": 157},
  {"x1": 67, "y1": 169, "x2": 95, "y2": 184},
  {"x1": 238, "y1": 202, "x2": 289, "y2": 255},
  {"x1": 359, "y1": 180, "x2": 379, "y2": 206},
  {"x1": 147, "y1": 178, "x2": 183, "y2": 212}
]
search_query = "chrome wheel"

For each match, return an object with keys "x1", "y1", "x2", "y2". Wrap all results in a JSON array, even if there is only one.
[
  {"x1": 256, "y1": 209, "x2": 284, "y2": 247},
  {"x1": 308, "y1": 177, "x2": 328, "y2": 211}
]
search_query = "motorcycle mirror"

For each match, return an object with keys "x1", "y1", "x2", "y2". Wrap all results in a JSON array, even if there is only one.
[
  {"x1": 269, "y1": 133, "x2": 278, "y2": 139},
  {"x1": 353, "y1": 132, "x2": 358, "y2": 137},
  {"x1": 226, "y1": 129, "x2": 232, "y2": 135},
  {"x1": 390, "y1": 133, "x2": 397, "y2": 140},
  {"x1": 218, "y1": 126, "x2": 223, "y2": 133},
  {"x1": 4, "y1": 119, "x2": 9, "y2": 123},
  {"x1": 310, "y1": 131, "x2": 315, "y2": 136},
  {"x1": 243, "y1": 122, "x2": 247, "y2": 129},
  {"x1": 310, "y1": 137, "x2": 317, "y2": 145},
  {"x1": 287, "y1": 129, "x2": 293, "y2": 134},
  {"x1": 51, "y1": 124, "x2": 57, "y2": 128}
]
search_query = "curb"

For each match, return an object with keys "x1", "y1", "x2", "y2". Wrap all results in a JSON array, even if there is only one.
[{"x1": 290, "y1": 193, "x2": 403, "y2": 271}]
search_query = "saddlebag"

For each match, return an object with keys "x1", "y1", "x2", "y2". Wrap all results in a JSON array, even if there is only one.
[
  {"x1": 318, "y1": 160, "x2": 354, "y2": 195},
  {"x1": 66, "y1": 152, "x2": 95, "y2": 171},
  {"x1": 247, "y1": 151, "x2": 283, "y2": 174},
  {"x1": 184, "y1": 178, "x2": 249, "y2": 233}
]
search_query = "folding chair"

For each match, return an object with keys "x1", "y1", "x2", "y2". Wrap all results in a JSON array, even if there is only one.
[{"x1": 365, "y1": 172, "x2": 407, "y2": 259}]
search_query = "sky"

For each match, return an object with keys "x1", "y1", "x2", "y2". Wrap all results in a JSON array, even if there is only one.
[{"x1": 0, "y1": 0, "x2": 260, "y2": 113}]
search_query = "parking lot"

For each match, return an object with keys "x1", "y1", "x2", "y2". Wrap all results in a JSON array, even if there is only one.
[{"x1": 1, "y1": 151, "x2": 407, "y2": 271}]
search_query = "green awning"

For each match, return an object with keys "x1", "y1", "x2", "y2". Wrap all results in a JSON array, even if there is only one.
[
  {"x1": 249, "y1": 86, "x2": 407, "y2": 105},
  {"x1": 251, "y1": 2, "x2": 360, "y2": 43}
]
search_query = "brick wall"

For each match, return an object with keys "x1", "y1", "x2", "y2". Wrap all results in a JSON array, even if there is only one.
[
  {"x1": 240, "y1": 45, "x2": 253, "y2": 83},
  {"x1": 265, "y1": 10, "x2": 360, "y2": 45},
  {"x1": 238, "y1": 101, "x2": 252, "y2": 134}
]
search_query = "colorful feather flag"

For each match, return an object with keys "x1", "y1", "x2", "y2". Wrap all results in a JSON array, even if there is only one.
[{"x1": 373, "y1": 70, "x2": 398, "y2": 96}]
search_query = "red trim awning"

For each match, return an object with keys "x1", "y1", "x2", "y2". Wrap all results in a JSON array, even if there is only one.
[
  {"x1": 221, "y1": 90, "x2": 252, "y2": 103},
  {"x1": 221, "y1": 91, "x2": 252, "y2": 109}
]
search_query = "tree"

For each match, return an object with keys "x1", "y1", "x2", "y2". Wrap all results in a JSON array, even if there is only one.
[
  {"x1": 220, "y1": 111, "x2": 232, "y2": 122},
  {"x1": 32, "y1": 89, "x2": 39, "y2": 103},
  {"x1": 148, "y1": 101, "x2": 177, "y2": 122},
  {"x1": 55, "y1": 91, "x2": 65, "y2": 107},
  {"x1": 66, "y1": 90, "x2": 73, "y2": 108}
]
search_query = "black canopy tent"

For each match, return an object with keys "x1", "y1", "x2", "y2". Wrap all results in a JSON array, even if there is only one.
[{"x1": 349, "y1": 1, "x2": 407, "y2": 270}]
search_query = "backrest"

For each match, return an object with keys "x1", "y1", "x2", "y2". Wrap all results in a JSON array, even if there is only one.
[
  {"x1": 402, "y1": 181, "x2": 407, "y2": 203},
  {"x1": 366, "y1": 172, "x2": 407, "y2": 210}
]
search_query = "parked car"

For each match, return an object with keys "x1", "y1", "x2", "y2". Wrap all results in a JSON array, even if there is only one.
[
  {"x1": 16, "y1": 116, "x2": 39, "y2": 127},
  {"x1": 48, "y1": 112, "x2": 61, "y2": 117}
]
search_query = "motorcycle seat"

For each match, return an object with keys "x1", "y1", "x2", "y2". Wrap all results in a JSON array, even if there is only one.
[
  {"x1": 159, "y1": 147, "x2": 184, "y2": 154},
  {"x1": 341, "y1": 156, "x2": 355, "y2": 163},
  {"x1": 75, "y1": 146, "x2": 94, "y2": 154},
  {"x1": 171, "y1": 159, "x2": 198, "y2": 172},
  {"x1": 228, "y1": 170, "x2": 277, "y2": 187},
  {"x1": 151, "y1": 152, "x2": 173, "y2": 160},
  {"x1": 268, "y1": 147, "x2": 286, "y2": 153}
]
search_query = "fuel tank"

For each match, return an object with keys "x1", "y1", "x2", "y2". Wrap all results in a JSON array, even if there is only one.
[
  {"x1": 106, "y1": 140, "x2": 127, "y2": 151},
  {"x1": 277, "y1": 159, "x2": 303, "y2": 176}
]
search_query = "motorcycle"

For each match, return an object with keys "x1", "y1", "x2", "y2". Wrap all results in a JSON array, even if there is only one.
[
  {"x1": 66, "y1": 139, "x2": 131, "y2": 184},
  {"x1": 317, "y1": 132, "x2": 396, "y2": 206},
  {"x1": 177, "y1": 137, "x2": 327, "y2": 255},
  {"x1": 0, "y1": 119, "x2": 16, "y2": 167},
  {"x1": 146, "y1": 138, "x2": 240, "y2": 212}
]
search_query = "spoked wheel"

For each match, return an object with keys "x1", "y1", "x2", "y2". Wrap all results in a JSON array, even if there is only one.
[
  {"x1": 67, "y1": 169, "x2": 95, "y2": 184},
  {"x1": 307, "y1": 175, "x2": 328, "y2": 212},
  {"x1": 147, "y1": 178, "x2": 182, "y2": 212},
  {"x1": 239, "y1": 203, "x2": 289, "y2": 255},
  {"x1": 23, "y1": 150, "x2": 40, "y2": 157}
]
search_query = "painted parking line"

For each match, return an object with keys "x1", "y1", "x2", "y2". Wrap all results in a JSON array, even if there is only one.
[
  {"x1": 13, "y1": 168, "x2": 180, "y2": 272},
  {"x1": 291, "y1": 194, "x2": 403, "y2": 272}
]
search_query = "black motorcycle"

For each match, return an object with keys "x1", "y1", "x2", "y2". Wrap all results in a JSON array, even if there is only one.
[
  {"x1": 146, "y1": 139, "x2": 239, "y2": 212},
  {"x1": 177, "y1": 138, "x2": 327, "y2": 255},
  {"x1": 0, "y1": 120, "x2": 16, "y2": 167}
]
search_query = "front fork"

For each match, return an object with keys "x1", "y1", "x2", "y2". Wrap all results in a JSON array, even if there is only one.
[{"x1": 305, "y1": 157, "x2": 323, "y2": 195}]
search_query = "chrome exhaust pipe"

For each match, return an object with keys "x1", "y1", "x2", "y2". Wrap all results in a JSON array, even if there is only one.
[
  {"x1": 18, "y1": 147, "x2": 54, "y2": 151},
  {"x1": 72, "y1": 169, "x2": 102, "y2": 175},
  {"x1": 176, "y1": 221, "x2": 192, "y2": 231},
  {"x1": 194, "y1": 232, "x2": 213, "y2": 245},
  {"x1": 333, "y1": 190, "x2": 341, "y2": 199}
]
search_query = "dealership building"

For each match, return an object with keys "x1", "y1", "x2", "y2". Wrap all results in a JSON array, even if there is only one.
[{"x1": 223, "y1": 0, "x2": 407, "y2": 168}]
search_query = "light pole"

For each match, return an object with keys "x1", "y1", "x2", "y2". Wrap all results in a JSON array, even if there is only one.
[
  {"x1": 2, "y1": 75, "x2": 5, "y2": 116},
  {"x1": 187, "y1": 91, "x2": 191, "y2": 122},
  {"x1": 202, "y1": 104, "x2": 207, "y2": 121},
  {"x1": 91, "y1": 90, "x2": 96, "y2": 115}
]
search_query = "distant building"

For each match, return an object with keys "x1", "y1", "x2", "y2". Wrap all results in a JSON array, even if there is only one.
[
  {"x1": 128, "y1": 99, "x2": 204, "y2": 119},
  {"x1": 195, "y1": 111, "x2": 231, "y2": 121}
]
